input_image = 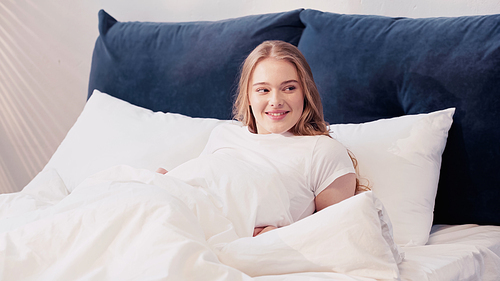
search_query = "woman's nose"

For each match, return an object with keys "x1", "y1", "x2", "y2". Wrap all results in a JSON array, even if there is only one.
[{"x1": 269, "y1": 91, "x2": 283, "y2": 107}]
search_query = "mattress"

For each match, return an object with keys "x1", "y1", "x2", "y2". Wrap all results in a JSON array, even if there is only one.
[{"x1": 399, "y1": 224, "x2": 500, "y2": 281}]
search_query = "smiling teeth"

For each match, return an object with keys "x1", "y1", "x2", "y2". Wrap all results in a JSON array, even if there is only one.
[{"x1": 268, "y1": 112, "x2": 286, "y2": 116}]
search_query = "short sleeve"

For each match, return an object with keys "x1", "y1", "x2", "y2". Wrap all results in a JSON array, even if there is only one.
[{"x1": 310, "y1": 136, "x2": 356, "y2": 196}]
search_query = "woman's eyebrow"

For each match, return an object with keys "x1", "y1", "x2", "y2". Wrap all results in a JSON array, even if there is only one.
[
  {"x1": 252, "y1": 80, "x2": 299, "y2": 87},
  {"x1": 252, "y1": 82, "x2": 270, "y2": 87},
  {"x1": 281, "y1": 80, "x2": 299, "y2": 85}
]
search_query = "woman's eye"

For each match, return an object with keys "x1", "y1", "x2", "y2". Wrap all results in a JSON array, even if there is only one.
[
  {"x1": 284, "y1": 86, "x2": 296, "y2": 91},
  {"x1": 256, "y1": 88, "x2": 269, "y2": 93}
]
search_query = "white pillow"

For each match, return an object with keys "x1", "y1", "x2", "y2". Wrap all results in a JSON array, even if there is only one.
[
  {"x1": 329, "y1": 108, "x2": 455, "y2": 246},
  {"x1": 42, "y1": 90, "x2": 229, "y2": 192},
  {"x1": 215, "y1": 191, "x2": 403, "y2": 279}
]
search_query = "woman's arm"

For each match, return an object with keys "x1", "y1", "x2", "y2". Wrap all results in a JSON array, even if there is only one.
[
  {"x1": 254, "y1": 173, "x2": 356, "y2": 236},
  {"x1": 315, "y1": 173, "x2": 356, "y2": 212},
  {"x1": 253, "y1": 226, "x2": 277, "y2": 237}
]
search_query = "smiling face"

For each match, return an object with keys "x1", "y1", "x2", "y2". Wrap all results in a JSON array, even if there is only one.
[{"x1": 248, "y1": 58, "x2": 304, "y2": 135}]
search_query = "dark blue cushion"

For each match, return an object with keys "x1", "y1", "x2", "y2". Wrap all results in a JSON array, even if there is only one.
[
  {"x1": 298, "y1": 9, "x2": 500, "y2": 225},
  {"x1": 88, "y1": 9, "x2": 304, "y2": 119}
]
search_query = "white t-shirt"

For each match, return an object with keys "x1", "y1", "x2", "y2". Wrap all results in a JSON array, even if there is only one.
[{"x1": 200, "y1": 123, "x2": 355, "y2": 222}]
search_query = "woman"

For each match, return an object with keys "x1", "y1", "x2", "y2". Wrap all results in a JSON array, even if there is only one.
[
  {"x1": 236, "y1": 40, "x2": 365, "y2": 236},
  {"x1": 160, "y1": 40, "x2": 365, "y2": 237}
]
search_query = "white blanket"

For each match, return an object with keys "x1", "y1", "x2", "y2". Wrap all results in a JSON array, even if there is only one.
[{"x1": 0, "y1": 165, "x2": 402, "y2": 281}]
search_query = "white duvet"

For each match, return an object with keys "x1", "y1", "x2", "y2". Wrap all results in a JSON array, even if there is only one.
[{"x1": 0, "y1": 164, "x2": 404, "y2": 281}]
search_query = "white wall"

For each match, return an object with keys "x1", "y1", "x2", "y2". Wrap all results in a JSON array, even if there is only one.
[{"x1": 1, "y1": 0, "x2": 499, "y2": 193}]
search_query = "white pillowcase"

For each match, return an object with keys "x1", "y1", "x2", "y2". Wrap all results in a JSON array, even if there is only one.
[
  {"x1": 329, "y1": 108, "x2": 455, "y2": 246},
  {"x1": 214, "y1": 191, "x2": 403, "y2": 279},
  {"x1": 42, "y1": 90, "x2": 229, "y2": 192}
]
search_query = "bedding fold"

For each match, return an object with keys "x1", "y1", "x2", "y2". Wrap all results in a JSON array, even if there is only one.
[{"x1": 0, "y1": 165, "x2": 401, "y2": 280}]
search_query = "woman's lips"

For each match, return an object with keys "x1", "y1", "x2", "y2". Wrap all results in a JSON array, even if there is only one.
[{"x1": 266, "y1": 111, "x2": 289, "y2": 120}]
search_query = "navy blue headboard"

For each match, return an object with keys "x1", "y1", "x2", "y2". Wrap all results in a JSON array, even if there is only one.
[{"x1": 88, "y1": 9, "x2": 500, "y2": 226}]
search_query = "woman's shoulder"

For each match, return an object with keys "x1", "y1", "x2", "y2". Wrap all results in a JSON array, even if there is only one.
[
  {"x1": 210, "y1": 121, "x2": 244, "y2": 134},
  {"x1": 206, "y1": 121, "x2": 249, "y2": 145},
  {"x1": 313, "y1": 135, "x2": 349, "y2": 154}
]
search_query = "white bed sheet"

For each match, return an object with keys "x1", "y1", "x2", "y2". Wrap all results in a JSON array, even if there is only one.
[
  {"x1": 399, "y1": 224, "x2": 500, "y2": 281},
  {"x1": 1, "y1": 165, "x2": 499, "y2": 281}
]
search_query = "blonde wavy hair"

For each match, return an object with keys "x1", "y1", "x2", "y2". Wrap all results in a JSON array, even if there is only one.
[
  {"x1": 233, "y1": 40, "x2": 328, "y2": 136},
  {"x1": 233, "y1": 40, "x2": 369, "y2": 193}
]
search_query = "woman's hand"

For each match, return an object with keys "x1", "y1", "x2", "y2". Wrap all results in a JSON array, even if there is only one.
[
  {"x1": 253, "y1": 226, "x2": 277, "y2": 237},
  {"x1": 156, "y1": 167, "x2": 168, "y2": 174}
]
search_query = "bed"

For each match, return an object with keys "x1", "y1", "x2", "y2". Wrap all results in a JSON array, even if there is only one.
[{"x1": 1, "y1": 8, "x2": 499, "y2": 281}]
